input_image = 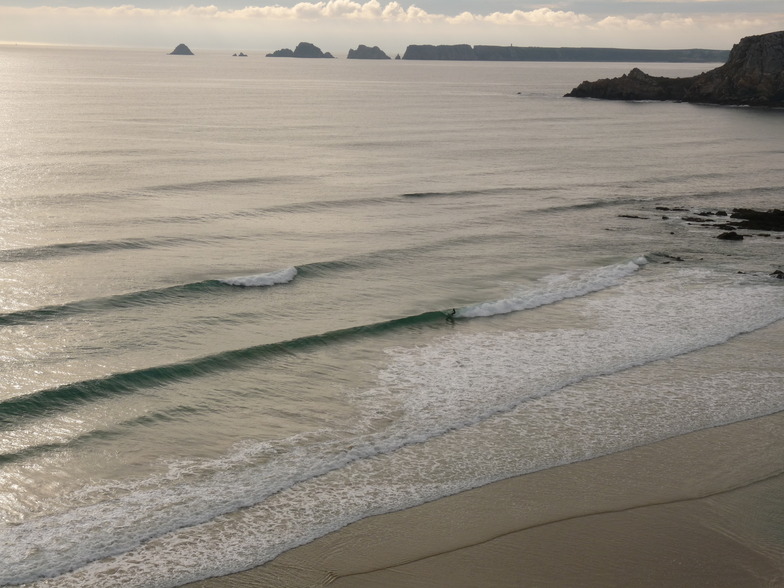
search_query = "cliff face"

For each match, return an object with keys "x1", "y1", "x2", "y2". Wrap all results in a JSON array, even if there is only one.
[
  {"x1": 685, "y1": 31, "x2": 784, "y2": 105},
  {"x1": 402, "y1": 44, "x2": 728, "y2": 62},
  {"x1": 402, "y1": 45, "x2": 477, "y2": 60},
  {"x1": 565, "y1": 31, "x2": 784, "y2": 106},
  {"x1": 347, "y1": 45, "x2": 390, "y2": 59}
]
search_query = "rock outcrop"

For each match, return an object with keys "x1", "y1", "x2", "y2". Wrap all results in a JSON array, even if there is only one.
[
  {"x1": 565, "y1": 31, "x2": 784, "y2": 106},
  {"x1": 169, "y1": 44, "x2": 194, "y2": 56},
  {"x1": 267, "y1": 42, "x2": 334, "y2": 58},
  {"x1": 402, "y1": 44, "x2": 728, "y2": 62},
  {"x1": 347, "y1": 45, "x2": 390, "y2": 60},
  {"x1": 267, "y1": 48, "x2": 295, "y2": 57},
  {"x1": 730, "y1": 208, "x2": 784, "y2": 231}
]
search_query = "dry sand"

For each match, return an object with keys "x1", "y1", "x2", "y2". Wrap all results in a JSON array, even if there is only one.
[{"x1": 186, "y1": 411, "x2": 784, "y2": 588}]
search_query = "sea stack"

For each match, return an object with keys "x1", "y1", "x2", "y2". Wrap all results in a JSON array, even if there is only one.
[
  {"x1": 267, "y1": 42, "x2": 334, "y2": 58},
  {"x1": 169, "y1": 44, "x2": 194, "y2": 56},
  {"x1": 564, "y1": 30, "x2": 784, "y2": 106},
  {"x1": 347, "y1": 45, "x2": 391, "y2": 60}
]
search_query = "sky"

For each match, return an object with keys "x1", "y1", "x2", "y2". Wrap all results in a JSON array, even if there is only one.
[{"x1": 0, "y1": 1, "x2": 782, "y2": 54}]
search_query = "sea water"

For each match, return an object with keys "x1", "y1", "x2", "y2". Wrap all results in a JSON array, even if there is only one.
[{"x1": 0, "y1": 46, "x2": 782, "y2": 586}]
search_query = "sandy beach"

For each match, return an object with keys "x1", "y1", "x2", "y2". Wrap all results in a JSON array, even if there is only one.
[{"x1": 185, "y1": 410, "x2": 784, "y2": 588}]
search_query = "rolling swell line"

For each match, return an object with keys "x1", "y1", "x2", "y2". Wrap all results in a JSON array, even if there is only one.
[
  {"x1": 0, "y1": 429, "x2": 122, "y2": 466},
  {"x1": 75, "y1": 194, "x2": 402, "y2": 230},
  {"x1": 0, "y1": 405, "x2": 204, "y2": 465},
  {"x1": 0, "y1": 310, "x2": 447, "y2": 428},
  {"x1": 0, "y1": 269, "x2": 298, "y2": 326},
  {"x1": 402, "y1": 186, "x2": 559, "y2": 199},
  {"x1": 1, "y1": 230, "x2": 499, "y2": 325},
  {"x1": 5, "y1": 175, "x2": 311, "y2": 207},
  {"x1": 0, "y1": 281, "x2": 222, "y2": 326},
  {"x1": 0, "y1": 258, "x2": 646, "y2": 425},
  {"x1": 0, "y1": 236, "x2": 206, "y2": 263}
]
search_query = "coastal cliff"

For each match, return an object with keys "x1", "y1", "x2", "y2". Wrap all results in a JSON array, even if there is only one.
[
  {"x1": 565, "y1": 31, "x2": 784, "y2": 106},
  {"x1": 402, "y1": 44, "x2": 477, "y2": 60},
  {"x1": 402, "y1": 44, "x2": 729, "y2": 63}
]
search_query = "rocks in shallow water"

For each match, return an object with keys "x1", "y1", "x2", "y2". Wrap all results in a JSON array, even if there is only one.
[
  {"x1": 717, "y1": 231, "x2": 744, "y2": 240},
  {"x1": 675, "y1": 208, "x2": 783, "y2": 234},
  {"x1": 730, "y1": 208, "x2": 784, "y2": 231},
  {"x1": 565, "y1": 30, "x2": 784, "y2": 106},
  {"x1": 771, "y1": 270, "x2": 784, "y2": 279}
]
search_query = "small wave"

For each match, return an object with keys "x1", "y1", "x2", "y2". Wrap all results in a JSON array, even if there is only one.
[
  {"x1": 0, "y1": 236, "x2": 202, "y2": 263},
  {"x1": 402, "y1": 187, "x2": 544, "y2": 199},
  {"x1": 0, "y1": 309, "x2": 446, "y2": 428},
  {"x1": 0, "y1": 260, "x2": 649, "y2": 422},
  {"x1": 218, "y1": 267, "x2": 298, "y2": 287},
  {"x1": 457, "y1": 258, "x2": 647, "y2": 318},
  {"x1": 0, "y1": 268, "x2": 298, "y2": 326}
]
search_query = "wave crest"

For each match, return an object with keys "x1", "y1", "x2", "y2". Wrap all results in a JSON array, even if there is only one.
[
  {"x1": 457, "y1": 258, "x2": 647, "y2": 318},
  {"x1": 219, "y1": 267, "x2": 298, "y2": 287}
]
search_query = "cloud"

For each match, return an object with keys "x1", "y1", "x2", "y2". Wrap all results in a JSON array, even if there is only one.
[
  {"x1": 1, "y1": 1, "x2": 782, "y2": 50},
  {"x1": 596, "y1": 13, "x2": 697, "y2": 31},
  {"x1": 480, "y1": 8, "x2": 592, "y2": 27},
  {"x1": 0, "y1": 3, "x2": 595, "y2": 24}
]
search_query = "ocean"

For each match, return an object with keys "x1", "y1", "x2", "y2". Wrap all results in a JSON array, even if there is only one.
[{"x1": 0, "y1": 46, "x2": 782, "y2": 587}]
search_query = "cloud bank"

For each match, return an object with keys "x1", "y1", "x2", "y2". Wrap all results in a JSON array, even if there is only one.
[{"x1": 0, "y1": 1, "x2": 781, "y2": 50}]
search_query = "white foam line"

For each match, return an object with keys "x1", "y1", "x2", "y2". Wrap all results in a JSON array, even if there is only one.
[
  {"x1": 456, "y1": 257, "x2": 647, "y2": 318},
  {"x1": 218, "y1": 267, "x2": 297, "y2": 287}
]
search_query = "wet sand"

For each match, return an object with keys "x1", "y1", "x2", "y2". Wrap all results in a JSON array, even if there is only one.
[{"x1": 185, "y1": 410, "x2": 784, "y2": 588}]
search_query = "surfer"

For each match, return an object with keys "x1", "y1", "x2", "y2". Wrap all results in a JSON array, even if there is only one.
[{"x1": 446, "y1": 308, "x2": 457, "y2": 323}]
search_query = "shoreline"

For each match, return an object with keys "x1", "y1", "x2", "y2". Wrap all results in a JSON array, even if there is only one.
[{"x1": 184, "y1": 410, "x2": 784, "y2": 588}]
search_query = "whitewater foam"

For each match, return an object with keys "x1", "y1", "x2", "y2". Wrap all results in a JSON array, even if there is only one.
[
  {"x1": 218, "y1": 267, "x2": 298, "y2": 287},
  {"x1": 456, "y1": 258, "x2": 646, "y2": 318}
]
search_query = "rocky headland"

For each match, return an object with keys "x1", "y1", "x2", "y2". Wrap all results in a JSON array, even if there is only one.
[
  {"x1": 401, "y1": 44, "x2": 729, "y2": 62},
  {"x1": 169, "y1": 44, "x2": 194, "y2": 56},
  {"x1": 565, "y1": 30, "x2": 784, "y2": 106},
  {"x1": 266, "y1": 42, "x2": 334, "y2": 58},
  {"x1": 347, "y1": 45, "x2": 390, "y2": 60}
]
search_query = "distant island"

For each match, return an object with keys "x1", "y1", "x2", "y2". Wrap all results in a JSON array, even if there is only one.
[
  {"x1": 402, "y1": 44, "x2": 729, "y2": 63},
  {"x1": 347, "y1": 45, "x2": 390, "y2": 60},
  {"x1": 564, "y1": 30, "x2": 784, "y2": 107},
  {"x1": 169, "y1": 44, "x2": 193, "y2": 56},
  {"x1": 267, "y1": 42, "x2": 334, "y2": 58}
]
